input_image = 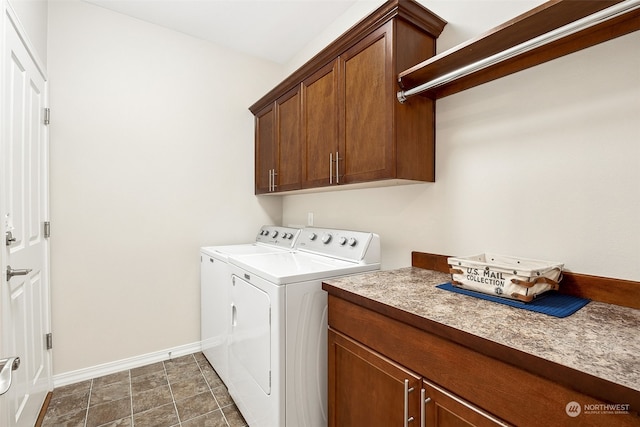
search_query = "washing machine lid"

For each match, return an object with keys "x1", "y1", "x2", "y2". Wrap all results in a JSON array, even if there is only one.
[
  {"x1": 229, "y1": 251, "x2": 380, "y2": 285},
  {"x1": 201, "y1": 243, "x2": 290, "y2": 262},
  {"x1": 200, "y1": 225, "x2": 301, "y2": 261}
]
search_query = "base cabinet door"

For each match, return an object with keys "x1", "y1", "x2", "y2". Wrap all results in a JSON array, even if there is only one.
[
  {"x1": 328, "y1": 328, "x2": 510, "y2": 427},
  {"x1": 328, "y1": 329, "x2": 421, "y2": 427},
  {"x1": 422, "y1": 379, "x2": 509, "y2": 427},
  {"x1": 329, "y1": 330, "x2": 420, "y2": 427}
]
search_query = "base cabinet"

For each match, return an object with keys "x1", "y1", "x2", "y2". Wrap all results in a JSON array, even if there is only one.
[
  {"x1": 329, "y1": 330, "x2": 421, "y2": 427},
  {"x1": 327, "y1": 295, "x2": 640, "y2": 427},
  {"x1": 422, "y1": 379, "x2": 508, "y2": 427},
  {"x1": 329, "y1": 329, "x2": 505, "y2": 427}
]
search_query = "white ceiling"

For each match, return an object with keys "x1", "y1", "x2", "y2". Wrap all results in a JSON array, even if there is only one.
[{"x1": 83, "y1": 0, "x2": 361, "y2": 64}]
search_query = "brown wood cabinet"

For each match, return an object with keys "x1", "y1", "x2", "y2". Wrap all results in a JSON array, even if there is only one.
[
  {"x1": 329, "y1": 329, "x2": 421, "y2": 427},
  {"x1": 329, "y1": 329, "x2": 507, "y2": 427},
  {"x1": 301, "y1": 60, "x2": 339, "y2": 188},
  {"x1": 254, "y1": 103, "x2": 275, "y2": 194},
  {"x1": 327, "y1": 294, "x2": 640, "y2": 427},
  {"x1": 254, "y1": 87, "x2": 302, "y2": 194},
  {"x1": 339, "y1": 23, "x2": 393, "y2": 184},
  {"x1": 250, "y1": 0, "x2": 447, "y2": 194}
]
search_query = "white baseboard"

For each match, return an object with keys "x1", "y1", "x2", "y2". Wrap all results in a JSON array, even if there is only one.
[{"x1": 53, "y1": 341, "x2": 203, "y2": 388}]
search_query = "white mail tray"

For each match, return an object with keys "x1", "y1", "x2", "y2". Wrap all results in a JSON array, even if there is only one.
[{"x1": 447, "y1": 253, "x2": 564, "y2": 302}]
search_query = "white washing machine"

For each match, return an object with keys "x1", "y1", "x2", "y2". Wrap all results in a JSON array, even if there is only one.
[
  {"x1": 200, "y1": 225, "x2": 300, "y2": 386},
  {"x1": 227, "y1": 227, "x2": 381, "y2": 427}
]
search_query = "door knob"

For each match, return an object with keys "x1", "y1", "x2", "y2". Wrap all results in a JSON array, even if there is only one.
[
  {"x1": 0, "y1": 357, "x2": 20, "y2": 395},
  {"x1": 6, "y1": 266, "x2": 32, "y2": 281}
]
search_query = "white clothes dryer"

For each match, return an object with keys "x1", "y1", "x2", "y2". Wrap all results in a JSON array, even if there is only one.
[
  {"x1": 200, "y1": 225, "x2": 300, "y2": 386},
  {"x1": 227, "y1": 227, "x2": 381, "y2": 427}
]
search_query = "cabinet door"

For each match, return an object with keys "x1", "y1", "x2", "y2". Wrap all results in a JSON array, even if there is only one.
[
  {"x1": 423, "y1": 379, "x2": 509, "y2": 427},
  {"x1": 339, "y1": 22, "x2": 394, "y2": 184},
  {"x1": 254, "y1": 104, "x2": 276, "y2": 194},
  {"x1": 275, "y1": 86, "x2": 302, "y2": 192},
  {"x1": 328, "y1": 329, "x2": 421, "y2": 427},
  {"x1": 302, "y1": 60, "x2": 339, "y2": 188}
]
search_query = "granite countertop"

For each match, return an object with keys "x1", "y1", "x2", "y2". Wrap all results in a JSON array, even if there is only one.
[{"x1": 323, "y1": 267, "x2": 640, "y2": 394}]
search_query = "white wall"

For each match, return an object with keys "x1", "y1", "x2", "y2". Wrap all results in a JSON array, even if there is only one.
[
  {"x1": 44, "y1": 0, "x2": 640, "y2": 377},
  {"x1": 47, "y1": 0, "x2": 282, "y2": 375},
  {"x1": 8, "y1": 0, "x2": 48, "y2": 66},
  {"x1": 282, "y1": 0, "x2": 640, "y2": 281}
]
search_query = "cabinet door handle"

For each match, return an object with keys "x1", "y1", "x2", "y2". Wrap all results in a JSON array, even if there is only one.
[
  {"x1": 404, "y1": 379, "x2": 415, "y2": 427},
  {"x1": 335, "y1": 151, "x2": 340, "y2": 184},
  {"x1": 420, "y1": 388, "x2": 432, "y2": 427},
  {"x1": 268, "y1": 169, "x2": 272, "y2": 192},
  {"x1": 329, "y1": 153, "x2": 333, "y2": 184},
  {"x1": 272, "y1": 169, "x2": 278, "y2": 191}
]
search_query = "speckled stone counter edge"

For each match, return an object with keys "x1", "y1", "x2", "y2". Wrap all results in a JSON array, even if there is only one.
[{"x1": 322, "y1": 267, "x2": 640, "y2": 394}]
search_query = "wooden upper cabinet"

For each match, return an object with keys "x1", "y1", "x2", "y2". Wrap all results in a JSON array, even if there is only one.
[
  {"x1": 341, "y1": 19, "x2": 440, "y2": 184},
  {"x1": 275, "y1": 86, "x2": 302, "y2": 192},
  {"x1": 302, "y1": 60, "x2": 339, "y2": 188},
  {"x1": 250, "y1": 0, "x2": 446, "y2": 194},
  {"x1": 340, "y1": 23, "x2": 393, "y2": 184},
  {"x1": 254, "y1": 105, "x2": 275, "y2": 194},
  {"x1": 255, "y1": 87, "x2": 302, "y2": 194}
]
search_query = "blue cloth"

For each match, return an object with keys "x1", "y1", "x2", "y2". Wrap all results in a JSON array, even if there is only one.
[{"x1": 436, "y1": 283, "x2": 590, "y2": 318}]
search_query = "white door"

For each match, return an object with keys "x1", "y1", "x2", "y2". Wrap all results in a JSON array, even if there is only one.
[{"x1": 0, "y1": 5, "x2": 52, "y2": 427}]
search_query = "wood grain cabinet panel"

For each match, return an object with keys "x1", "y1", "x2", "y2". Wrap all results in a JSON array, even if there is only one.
[
  {"x1": 422, "y1": 379, "x2": 509, "y2": 427},
  {"x1": 340, "y1": 24, "x2": 393, "y2": 184},
  {"x1": 254, "y1": 87, "x2": 302, "y2": 194},
  {"x1": 254, "y1": 105, "x2": 275, "y2": 194},
  {"x1": 275, "y1": 87, "x2": 302, "y2": 192},
  {"x1": 250, "y1": 0, "x2": 447, "y2": 194},
  {"x1": 328, "y1": 329, "x2": 421, "y2": 427},
  {"x1": 302, "y1": 60, "x2": 339, "y2": 188}
]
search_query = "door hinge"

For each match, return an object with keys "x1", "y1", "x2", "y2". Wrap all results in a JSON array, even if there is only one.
[
  {"x1": 44, "y1": 221, "x2": 51, "y2": 238},
  {"x1": 44, "y1": 108, "x2": 50, "y2": 125},
  {"x1": 46, "y1": 333, "x2": 53, "y2": 350}
]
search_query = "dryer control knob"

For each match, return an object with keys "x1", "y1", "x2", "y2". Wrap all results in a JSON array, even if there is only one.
[
  {"x1": 322, "y1": 233, "x2": 332, "y2": 244},
  {"x1": 272, "y1": 231, "x2": 279, "y2": 238},
  {"x1": 309, "y1": 233, "x2": 317, "y2": 241},
  {"x1": 339, "y1": 237, "x2": 347, "y2": 246},
  {"x1": 262, "y1": 230, "x2": 269, "y2": 236},
  {"x1": 348, "y1": 237, "x2": 358, "y2": 247}
]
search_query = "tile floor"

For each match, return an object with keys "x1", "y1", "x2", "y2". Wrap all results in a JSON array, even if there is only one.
[{"x1": 41, "y1": 352, "x2": 247, "y2": 427}]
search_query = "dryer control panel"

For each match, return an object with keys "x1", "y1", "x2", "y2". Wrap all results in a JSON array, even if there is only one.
[{"x1": 295, "y1": 227, "x2": 380, "y2": 263}]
